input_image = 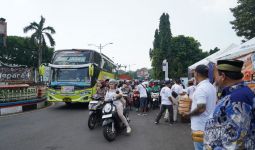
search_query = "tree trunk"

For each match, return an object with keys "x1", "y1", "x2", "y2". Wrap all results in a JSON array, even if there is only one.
[
  {"x1": 38, "y1": 45, "x2": 42, "y2": 68},
  {"x1": 38, "y1": 39, "x2": 42, "y2": 82}
]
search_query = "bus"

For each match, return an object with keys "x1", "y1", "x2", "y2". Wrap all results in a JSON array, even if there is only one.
[{"x1": 47, "y1": 49, "x2": 117, "y2": 104}]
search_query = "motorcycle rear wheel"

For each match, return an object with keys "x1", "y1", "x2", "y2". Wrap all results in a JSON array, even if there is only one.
[{"x1": 103, "y1": 125, "x2": 116, "y2": 142}]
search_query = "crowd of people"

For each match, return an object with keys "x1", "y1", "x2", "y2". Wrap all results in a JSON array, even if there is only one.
[
  {"x1": 94, "y1": 77, "x2": 190, "y2": 134},
  {"x1": 94, "y1": 59, "x2": 255, "y2": 150}
]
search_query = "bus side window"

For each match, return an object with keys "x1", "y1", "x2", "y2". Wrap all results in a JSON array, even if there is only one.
[
  {"x1": 106, "y1": 61, "x2": 112, "y2": 72},
  {"x1": 103, "y1": 59, "x2": 109, "y2": 71}
]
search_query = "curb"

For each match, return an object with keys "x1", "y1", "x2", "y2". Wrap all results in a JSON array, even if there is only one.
[{"x1": 0, "y1": 98, "x2": 48, "y2": 116}]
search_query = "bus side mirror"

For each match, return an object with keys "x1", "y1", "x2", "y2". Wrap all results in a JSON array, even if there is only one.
[{"x1": 89, "y1": 64, "x2": 94, "y2": 77}]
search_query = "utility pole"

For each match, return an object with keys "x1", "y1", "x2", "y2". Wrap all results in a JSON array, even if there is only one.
[
  {"x1": 99, "y1": 43, "x2": 102, "y2": 54},
  {"x1": 88, "y1": 42, "x2": 113, "y2": 55},
  {"x1": 128, "y1": 64, "x2": 136, "y2": 79}
]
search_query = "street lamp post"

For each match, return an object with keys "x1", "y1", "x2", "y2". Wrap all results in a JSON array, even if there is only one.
[
  {"x1": 128, "y1": 64, "x2": 136, "y2": 79},
  {"x1": 88, "y1": 42, "x2": 113, "y2": 54}
]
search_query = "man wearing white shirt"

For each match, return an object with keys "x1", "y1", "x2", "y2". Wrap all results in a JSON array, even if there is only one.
[
  {"x1": 137, "y1": 82, "x2": 148, "y2": 115},
  {"x1": 171, "y1": 79, "x2": 183, "y2": 96},
  {"x1": 155, "y1": 80, "x2": 174, "y2": 125},
  {"x1": 182, "y1": 65, "x2": 216, "y2": 150},
  {"x1": 187, "y1": 79, "x2": 196, "y2": 100}
]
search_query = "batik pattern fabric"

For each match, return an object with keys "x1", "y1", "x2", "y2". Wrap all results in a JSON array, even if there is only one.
[{"x1": 204, "y1": 82, "x2": 255, "y2": 150}]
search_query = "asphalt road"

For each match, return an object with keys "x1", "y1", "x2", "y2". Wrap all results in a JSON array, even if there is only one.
[{"x1": 0, "y1": 103, "x2": 193, "y2": 150}]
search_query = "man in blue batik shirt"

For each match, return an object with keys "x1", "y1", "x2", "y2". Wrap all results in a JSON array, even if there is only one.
[{"x1": 204, "y1": 59, "x2": 255, "y2": 149}]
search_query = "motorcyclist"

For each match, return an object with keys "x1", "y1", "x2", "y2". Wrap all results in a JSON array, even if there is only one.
[
  {"x1": 147, "y1": 82, "x2": 153, "y2": 110},
  {"x1": 152, "y1": 80, "x2": 161, "y2": 105},
  {"x1": 125, "y1": 80, "x2": 133, "y2": 91},
  {"x1": 95, "y1": 80, "x2": 106, "y2": 98},
  {"x1": 104, "y1": 79, "x2": 132, "y2": 134},
  {"x1": 133, "y1": 80, "x2": 139, "y2": 89},
  {"x1": 120, "y1": 82, "x2": 132, "y2": 109},
  {"x1": 104, "y1": 79, "x2": 110, "y2": 91},
  {"x1": 152, "y1": 80, "x2": 161, "y2": 93}
]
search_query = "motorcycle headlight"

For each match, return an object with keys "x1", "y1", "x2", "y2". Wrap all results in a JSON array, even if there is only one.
[{"x1": 103, "y1": 103, "x2": 112, "y2": 113}]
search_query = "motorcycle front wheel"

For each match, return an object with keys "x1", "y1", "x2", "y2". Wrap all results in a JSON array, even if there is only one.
[
  {"x1": 103, "y1": 125, "x2": 116, "y2": 142},
  {"x1": 88, "y1": 114, "x2": 96, "y2": 129}
]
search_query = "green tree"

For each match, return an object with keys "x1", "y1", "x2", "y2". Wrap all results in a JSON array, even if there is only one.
[
  {"x1": 230, "y1": 0, "x2": 255, "y2": 40},
  {"x1": 150, "y1": 13, "x2": 209, "y2": 79},
  {"x1": 209, "y1": 47, "x2": 220, "y2": 55},
  {"x1": 24, "y1": 16, "x2": 55, "y2": 68},
  {"x1": 150, "y1": 13, "x2": 172, "y2": 80},
  {"x1": 170, "y1": 35, "x2": 208, "y2": 78},
  {"x1": 0, "y1": 36, "x2": 54, "y2": 67},
  {"x1": 151, "y1": 48, "x2": 164, "y2": 79},
  {"x1": 153, "y1": 29, "x2": 160, "y2": 49}
]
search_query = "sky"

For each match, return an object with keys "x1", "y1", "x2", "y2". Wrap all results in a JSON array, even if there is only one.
[{"x1": 1, "y1": 0, "x2": 241, "y2": 71}]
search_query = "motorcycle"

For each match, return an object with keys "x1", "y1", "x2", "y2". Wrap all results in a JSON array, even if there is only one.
[
  {"x1": 102, "y1": 96, "x2": 130, "y2": 142},
  {"x1": 88, "y1": 94, "x2": 104, "y2": 129},
  {"x1": 132, "y1": 90, "x2": 140, "y2": 111},
  {"x1": 151, "y1": 91, "x2": 159, "y2": 109}
]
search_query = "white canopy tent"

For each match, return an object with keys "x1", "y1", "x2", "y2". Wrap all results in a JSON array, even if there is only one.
[
  {"x1": 188, "y1": 43, "x2": 238, "y2": 70},
  {"x1": 216, "y1": 37, "x2": 255, "y2": 60},
  {"x1": 188, "y1": 37, "x2": 255, "y2": 84}
]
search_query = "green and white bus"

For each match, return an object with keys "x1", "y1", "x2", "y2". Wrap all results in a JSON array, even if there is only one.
[{"x1": 47, "y1": 49, "x2": 116, "y2": 104}]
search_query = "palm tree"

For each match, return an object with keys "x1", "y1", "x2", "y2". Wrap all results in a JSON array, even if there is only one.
[{"x1": 24, "y1": 16, "x2": 55, "y2": 68}]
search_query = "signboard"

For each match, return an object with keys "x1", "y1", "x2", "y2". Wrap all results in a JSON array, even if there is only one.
[
  {"x1": 0, "y1": 67, "x2": 33, "y2": 81},
  {"x1": 53, "y1": 51, "x2": 91, "y2": 65},
  {"x1": 118, "y1": 74, "x2": 132, "y2": 80},
  {"x1": 237, "y1": 53, "x2": 255, "y2": 81},
  {"x1": 162, "y1": 59, "x2": 167, "y2": 71},
  {"x1": 236, "y1": 52, "x2": 255, "y2": 93},
  {"x1": 137, "y1": 68, "x2": 149, "y2": 78},
  {"x1": 162, "y1": 59, "x2": 168, "y2": 80},
  {"x1": 55, "y1": 56, "x2": 86, "y2": 63}
]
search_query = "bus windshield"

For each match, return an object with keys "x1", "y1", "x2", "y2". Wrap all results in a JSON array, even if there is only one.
[{"x1": 51, "y1": 68, "x2": 90, "y2": 85}]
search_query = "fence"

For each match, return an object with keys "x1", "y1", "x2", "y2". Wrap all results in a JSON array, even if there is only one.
[{"x1": 0, "y1": 84, "x2": 46, "y2": 103}]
